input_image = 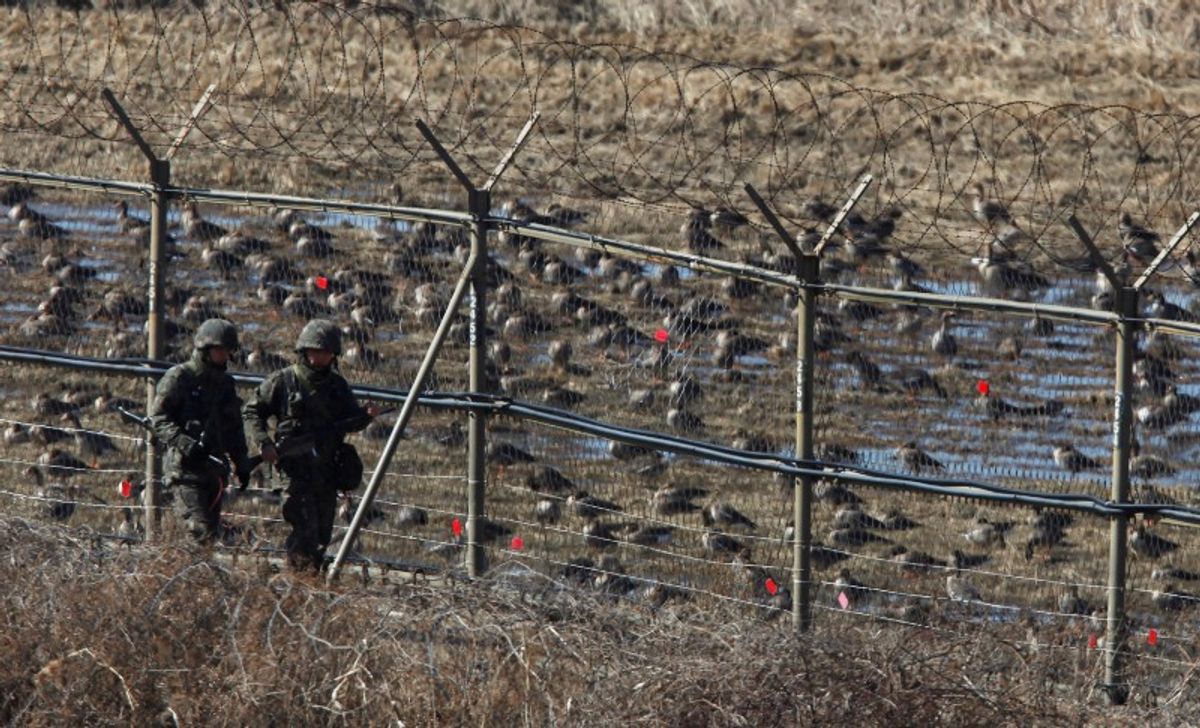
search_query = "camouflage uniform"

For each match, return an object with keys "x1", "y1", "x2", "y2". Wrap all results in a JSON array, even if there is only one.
[
  {"x1": 150, "y1": 319, "x2": 250, "y2": 544},
  {"x1": 242, "y1": 320, "x2": 371, "y2": 571}
]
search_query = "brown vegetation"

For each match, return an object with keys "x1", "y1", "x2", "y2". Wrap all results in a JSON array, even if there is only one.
[{"x1": 3, "y1": 515, "x2": 1177, "y2": 725}]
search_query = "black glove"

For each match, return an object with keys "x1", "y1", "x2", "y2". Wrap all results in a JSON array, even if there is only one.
[{"x1": 235, "y1": 459, "x2": 253, "y2": 491}]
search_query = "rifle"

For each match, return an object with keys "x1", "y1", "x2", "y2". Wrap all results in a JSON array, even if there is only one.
[
  {"x1": 116, "y1": 406, "x2": 234, "y2": 477},
  {"x1": 119, "y1": 405, "x2": 397, "y2": 482},
  {"x1": 244, "y1": 405, "x2": 398, "y2": 472}
]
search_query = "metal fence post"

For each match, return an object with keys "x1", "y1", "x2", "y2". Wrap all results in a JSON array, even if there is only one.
[
  {"x1": 466, "y1": 188, "x2": 490, "y2": 577},
  {"x1": 1103, "y1": 285, "x2": 1137, "y2": 705},
  {"x1": 102, "y1": 88, "x2": 169, "y2": 540},
  {"x1": 741, "y1": 179, "x2": 870, "y2": 631},
  {"x1": 103, "y1": 85, "x2": 215, "y2": 541},
  {"x1": 794, "y1": 253, "x2": 819, "y2": 631},
  {"x1": 1097, "y1": 212, "x2": 1197, "y2": 704},
  {"x1": 144, "y1": 159, "x2": 170, "y2": 538},
  {"x1": 355, "y1": 115, "x2": 536, "y2": 581}
]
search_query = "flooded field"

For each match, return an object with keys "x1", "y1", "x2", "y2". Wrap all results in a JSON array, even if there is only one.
[{"x1": 1, "y1": 185, "x2": 1198, "y2": 675}]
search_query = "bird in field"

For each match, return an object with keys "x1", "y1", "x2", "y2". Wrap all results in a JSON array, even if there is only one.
[
  {"x1": 963, "y1": 516, "x2": 1011, "y2": 548},
  {"x1": 1118, "y1": 212, "x2": 1160, "y2": 265},
  {"x1": 25, "y1": 465, "x2": 76, "y2": 521},
  {"x1": 1152, "y1": 565, "x2": 1200, "y2": 582},
  {"x1": 651, "y1": 485, "x2": 706, "y2": 516},
  {"x1": 828, "y1": 526, "x2": 890, "y2": 547},
  {"x1": 702, "y1": 529, "x2": 749, "y2": 559},
  {"x1": 486, "y1": 441, "x2": 536, "y2": 467},
  {"x1": 889, "y1": 545, "x2": 947, "y2": 577},
  {"x1": 702, "y1": 501, "x2": 758, "y2": 531},
  {"x1": 527, "y1": 465, "x2": 576, "y2": 494},
  {"x1": 970, "y1": 182, "x2": 1011, "y2": 227},
  {"x1": 896, "y1": 441, "x2": 944, "y2": 474},
  {"x1": 1129, "y1": 524, "x2": 1179, "y2": 559},
  {"x1": 60, "y1": 412, "x2": 119, "y2": 466},
  {"x1": 930, "y1": 311, "x2": 958, "y2": 358},
  {"x1": 834, "y1": 568, "x2": 872, "y2": 607},
  {"x1": 1052, "y1": 444, "x2": 1102, "y2": 475},
  {"x1": 946, "y1": 569, "x2": 982, "y2": 602},
  {"x1": 180, "y1": 200, "x2": 227, "y2": 242},
  {"x1": 37, "y1": 448, "x2": 90, "y2": 479},
  {"x1": 567, "y1": 492, "x2": 624, "y2": 520}
]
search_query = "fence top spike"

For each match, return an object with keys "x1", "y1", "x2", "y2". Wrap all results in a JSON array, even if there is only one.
[
  {"x1": 814, "y1": 175, "x2": 872, "y2": 259},
  {"x1": 1133, "y1": 211, "x2": 1200, "y2": 290}
]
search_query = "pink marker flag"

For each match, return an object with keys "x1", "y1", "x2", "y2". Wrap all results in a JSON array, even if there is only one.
[{"x1": 837, "y1": 591, "x2": 850, "y2": 610}]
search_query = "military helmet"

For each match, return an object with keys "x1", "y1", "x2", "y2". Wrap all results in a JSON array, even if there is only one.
[
  {"x1": 193, "y1": 318, "x2": 239, "y2": 351},
  {"x1": 296, "y1": 318, "x2": 342, "y2": 356}
]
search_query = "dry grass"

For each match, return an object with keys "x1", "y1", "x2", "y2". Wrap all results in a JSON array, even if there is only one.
[{"x1": 4, "y1": 514, "x2": 1187, "y2": 725}]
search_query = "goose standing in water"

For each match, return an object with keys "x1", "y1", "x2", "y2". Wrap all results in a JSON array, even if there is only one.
[
  {"x1": 930, "y1": 311, "x2": 958, "y2": 358},
  {"x1": 180, "y1": 200, "x2": 227, "y2": 243},
  {"x1": 1052, "y1": 444, "x2": 1102, "y2": 476},
  {"x1": 972, "y1": 254, "x2": 1049, "y2": 299},
  {"x1": 10, "y1": 202, "x2": 69, "y2": 241},
  {"x1": 113, "y1": 200, "x2": 150, "y2": 235}
]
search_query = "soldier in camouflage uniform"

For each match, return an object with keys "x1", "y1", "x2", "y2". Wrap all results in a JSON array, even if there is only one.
[
  {"x1": 242, "y1": 319, "x2": 382, "y2": 572},
  {"x1": 151, "y1": 318, "x2": 252, "y2": 545}
]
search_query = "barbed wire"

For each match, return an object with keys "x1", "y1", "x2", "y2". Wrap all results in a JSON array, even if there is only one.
[{"x1": 3, "y1": 7, "x2": 1200, "y2": 271}]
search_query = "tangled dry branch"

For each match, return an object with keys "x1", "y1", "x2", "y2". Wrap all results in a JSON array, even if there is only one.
[{"x1": 0, "y1": 515, "x2": 1181, "y2": 724}]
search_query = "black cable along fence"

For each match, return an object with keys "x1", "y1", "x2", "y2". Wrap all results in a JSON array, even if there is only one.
[{"x1": 4, "y1": 7, "x2": 1200, "y2": 708}]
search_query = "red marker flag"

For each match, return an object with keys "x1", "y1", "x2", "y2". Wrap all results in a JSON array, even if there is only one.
[
  {"x1": 451, "y1": 518, "x2": 463, "y2": 537},
  {"x1": 654, "y1": 328, "x2": 669, "y2": 344},
  {"x1": 976, "y1": 379, "x2": 990, "y2": 396},
  {"x1": 315, "y1": 275, "x2": 329, "y2": 290},
  {"x1": 765, "y1": 577, "x2": 778, "y2": 596},
  {"x1": 1087, "y1": 634, "x2": 1098, "y2": 649},
  {"x1": 511, "y1": 535, "x2": 524, "y2": 551},
  {"x1": 119, "y1": 479, "x2": 133, "y2": 498},
  {"x1": 1148, "y1": 629, "x2": 1158, "y2": 647}
]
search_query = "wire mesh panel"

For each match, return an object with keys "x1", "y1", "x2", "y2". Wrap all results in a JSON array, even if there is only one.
[
  {"x1": 222, "y1": 407, "x2": 470, "y2": 571},
  {"x1": 473, "y1": 418, "x2": 795, "y2": 618},
  {"x1": 0, "y1": 364, "x2": 146, "y2": 538},
  {"x1": 813, "y1": 294, "x2": 1116, "y2": 499},
  {"x1": 490, "y1": 201, "x2": 797, "y2": 457},
  {"x1": 1122, "y1": 516, "x2": 1200, "y2": 700},
  {"x1": 806, "y1": 488, "x2": 1113, "y2": 643},
  {"x1": 1, "y1": 186, "x2": 151, "y2": 359}
]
